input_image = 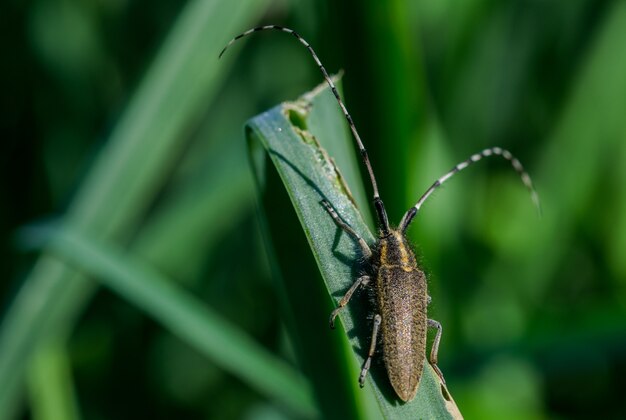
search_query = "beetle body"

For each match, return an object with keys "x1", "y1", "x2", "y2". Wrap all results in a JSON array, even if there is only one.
[
  {"x1": 376, "y1": 230, "x2": 427, "y2": 401},
  {"x1": 221, "y1": 25, "x2": 540, "y2": 403}
]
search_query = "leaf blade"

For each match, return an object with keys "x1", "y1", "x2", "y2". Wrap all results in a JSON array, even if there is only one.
[
  {"x1": 21, "y1": 224, "x2": 317, "y2": 418},
  {"x1": 248, "y1": 79, "x2": 461, "y2": 419},
  {"x1": 0, "y1": 0, "x2": 271, "y2": 414}
]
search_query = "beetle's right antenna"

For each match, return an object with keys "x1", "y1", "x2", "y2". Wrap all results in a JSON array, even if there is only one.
[{"x1": 220, "y1": 25, "x2": 390, "y2": 235}]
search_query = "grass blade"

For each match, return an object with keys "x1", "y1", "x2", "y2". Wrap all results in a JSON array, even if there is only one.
[
  {"x1": 248, "y1": 79, "x2": 461, "y2": 418},
  {"x1": 20, "y1": 224, "x2": 317, "y2": 418},
  {"x1": 27, "y1": 341, "x2": 80, "y2": 420},
  {"x1": 481, "y1": 1, "x2": 626, "y2": 290},
  {"x1": 0, "y1": 0, "x2": 269, "y2": 414}
]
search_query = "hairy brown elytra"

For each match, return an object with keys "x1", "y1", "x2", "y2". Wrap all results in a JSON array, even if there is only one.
[
  {"x1": 221, "y1": 26, "x2": 540, "y2": 402},
  {"x1": 374, "y1": 230, "x2": 430, "y2": 401}
]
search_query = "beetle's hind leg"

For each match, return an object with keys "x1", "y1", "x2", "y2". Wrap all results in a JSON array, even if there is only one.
[
  {"x1": 320, "y1": 200, "x2": 372, "y2": 259},
  {"x1": 427, "y1": 319, "x2": 445, "y2": 384},
  {"x1": 359, "y1": 314, "x2": 382, "y2": 387}
]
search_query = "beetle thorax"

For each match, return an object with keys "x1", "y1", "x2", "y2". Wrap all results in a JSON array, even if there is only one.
[{"x1": 378, "y1": 230, "x2": 418, "y2": 272}]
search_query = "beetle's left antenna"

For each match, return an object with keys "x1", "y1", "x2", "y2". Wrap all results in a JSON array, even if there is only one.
[
  {"x1": 220, "y1": 25, "x2": 391, "y2": 235},
  {"x1": 399, "y1": 147, "x2": 541, "y2": 232}
]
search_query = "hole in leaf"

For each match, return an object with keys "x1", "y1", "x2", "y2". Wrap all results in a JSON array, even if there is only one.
[
  {"x1": 287, "y1": 108, "x2": 308, "y2": 131},
  {"x1": 441, "y1": 384, "x2": 451, "y2": 401}
]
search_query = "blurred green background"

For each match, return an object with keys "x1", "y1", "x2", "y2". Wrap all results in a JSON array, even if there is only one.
[{"x1": 2, "y1": 0, "x2": 626, "y2": 418}]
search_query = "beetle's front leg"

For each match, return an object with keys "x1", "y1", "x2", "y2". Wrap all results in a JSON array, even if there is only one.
[{"x1": 321, "y1": 200, "x2": 372, "y2": 259}]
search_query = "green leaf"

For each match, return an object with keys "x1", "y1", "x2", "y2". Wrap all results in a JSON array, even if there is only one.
[
  {"x1": 27, "y1": 340, "x2": 80, "y2": 420},
  {"x1": 20, "y1": 223, "x2": 317, "y2": 418},
  {"x1": 479, "y1": 1, "x2": 626, "y2": 295},
  {"x1": 0, "y1": 0, "x2": 270, "y2": 415},
  {"x1": 247, "y1": 78, "x2": 462, "y2": 419}
]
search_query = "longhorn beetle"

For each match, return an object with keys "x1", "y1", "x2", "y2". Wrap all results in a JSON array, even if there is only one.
[{"x1": 220, "y1": 26, "x2": 540, "y2": 402}]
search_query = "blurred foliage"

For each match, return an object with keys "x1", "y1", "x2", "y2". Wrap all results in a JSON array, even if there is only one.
[{"x1": 1, "y1": 0, "x2": 625, "y2": 419}]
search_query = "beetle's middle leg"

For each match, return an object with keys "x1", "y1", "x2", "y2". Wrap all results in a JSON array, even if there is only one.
[
  {"x1": 329, "y1": 275, "x2": 370, "y2": 328},
  {"x1": 427, "y1": 318, "x2": 445, "y2": 384}
]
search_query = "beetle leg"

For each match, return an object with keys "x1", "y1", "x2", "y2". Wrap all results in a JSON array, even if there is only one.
[
  {"x1": 359, "y1": 314, "x2": 382, "y2": 387},
  {"x1": 321, "y1": 200, "x2": 372, "y2": 259},
  {"x1": 427, "y1": 319, "x2": 445, "y2": 384},
  {"x1": 329, "y1": 275, "x2": 370, "y2": 329}
]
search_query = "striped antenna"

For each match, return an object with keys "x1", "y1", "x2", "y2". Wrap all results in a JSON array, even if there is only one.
[
  {"x1": 399, "y1": 147, "x2": 541, "y2": 232},
  {"x1": 220, "y1": 25, "x2": 390, "y2": 234}
]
